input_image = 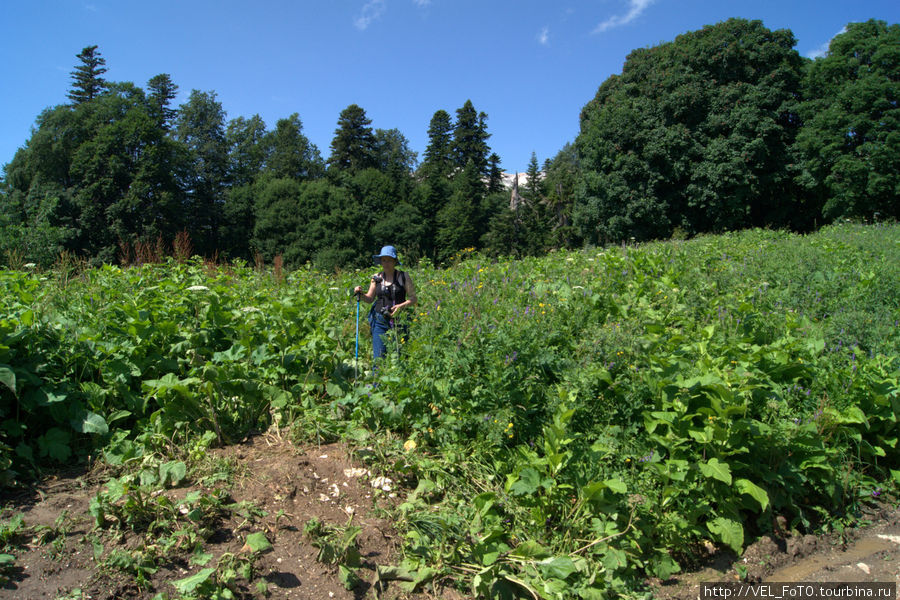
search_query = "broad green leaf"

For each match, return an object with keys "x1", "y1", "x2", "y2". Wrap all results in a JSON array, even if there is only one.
[
  {"x1": 339, "y1": 565, "x2": 361, "y2": 590},
  {"x1": 649, "y1": 552, "x2": 681, "y2": 579},
  {"x1": 735, "y1": 478, "x2": 769, "y2": 511},
  {"x1": 159, "y1": 461, "x2": 187, "y2": 487},
  {"x1": 191, "y1": 548, "x2": 213, "y2": 566},
  {"x1": 698, "y1": 458, "x2": 732, "y2": 485},
  {"x1": 106, "y1": 410, "x2": 131, "y2": 425},
  {"x1": 509, "y1": 467, "x2": 540, "y2": 496},
  {"x1": 37, "y1": 428, "x2": 71, "y2": 462},
  {"x1": 71, "y1": 410, "x2": 109, "y2": 435},
  {"x1": 243, "y1": 531, "x2": 272, "y2": 553},
  {"x1": 0, "y1": 366, "x2": 15, "y2": 394},
  {"x1": 580, "y1": 481, "x2": 608, "y2": 502},
  {"x1": 510, "y1": 540, "x2": 551, "y2": 560},
  {"x1": 171, "y1": 567, "x2": 215, "y2": 594},
  {"x1": 688, "y1": 426, "x2": 714, "y2": 443},
  {"x1": 603, "y1": 478, "x2": 628, "y2": 494},
  {"x1": 707, "y1": 517, "x2": 744, "y2": 553},
  {"x1": 539, "y1": 556, "x2": 577, "y2": 580}
]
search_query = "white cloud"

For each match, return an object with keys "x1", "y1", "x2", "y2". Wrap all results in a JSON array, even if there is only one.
[
  {"x1": 806, "y1": 26, "x2": 847, "y2": 59},
  {"x1": 412, "y1": 0, "x2": 431, "y2": 6},
  {"x1": 538, "y1": 26, "x2": 550, "y2": 46},
  {"x1": 593, "y1": 0, "x2": 655, "y2": 34},
  {"x1": 355, "y1": 0, "x2": 386, "y2": 30}
]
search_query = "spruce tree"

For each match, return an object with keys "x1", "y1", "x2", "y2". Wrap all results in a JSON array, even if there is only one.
[
  {"x1": 487, "y1": 153, "x2": 504, "y2": 193},
  {"x1": 451, "y1": 100, "x2": 491, "y2": 176},
  {"x1": 67, "y1": 45, "x2": 108, "y2": 105},
  {"x1": 421, "y1": 109, "x2": 454, "y2": 180},
  {"x1": 147, "y1": 74, "x2": 179, "y2": 130},
  {"x1": 327, "y1": 104, "x2": 377, "y2": 173}
]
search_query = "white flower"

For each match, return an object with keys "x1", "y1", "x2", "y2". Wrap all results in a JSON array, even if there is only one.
[
  {"x1": 186, "y1": 285, "x2": 209, "y2": 291},
  {"x1": 24, "y1": 263, "x2": 37, "y2": 269},
  {"x1": 241, "y1": 306, "x2": 260, "y2": 313}
]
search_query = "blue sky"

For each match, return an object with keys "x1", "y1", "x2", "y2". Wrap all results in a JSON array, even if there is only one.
[{"x1": 2, "y1": 1, "x2": 898, "y2": 175}]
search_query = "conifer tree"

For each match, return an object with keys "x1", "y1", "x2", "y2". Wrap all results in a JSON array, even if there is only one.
[
  {"x1": 67, "y1": 45, "x2": 108, "y2": 105},
  {"x1": 487, "y1": 153, "x2": 504, "y2": 193},
  {"x1": 327, "y1": 104, "x2": 377, "y2": 173},
  {"x1": 451, "y1": 100, "x2": 491, "y2": 176},
  {"x1": 421, "y1": 109, "x2": 454, "y2": 180},
  {"x1": 147, "y1": 74, "x2": 179, "y2": 130},
  {"x1": 436, "y1": 159, "x2": 483, "y2": 260}
]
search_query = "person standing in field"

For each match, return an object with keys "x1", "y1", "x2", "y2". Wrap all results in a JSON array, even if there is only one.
[{"x1": 354, "y1": 245, "x2": 417, "y2": 360}]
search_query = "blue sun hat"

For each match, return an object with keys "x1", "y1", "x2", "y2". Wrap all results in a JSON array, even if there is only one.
[{"x1": 373, "y1": 245, "x2": 401, "y2": 265}]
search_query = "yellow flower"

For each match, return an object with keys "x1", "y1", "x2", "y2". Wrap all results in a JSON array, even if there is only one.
[{"x1": 403, "y1": 439, "x2": 417, "y2": 451}]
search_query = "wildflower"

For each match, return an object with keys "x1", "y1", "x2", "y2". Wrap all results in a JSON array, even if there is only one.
[
  {"x1": 187, "y1": 285, "x2": 209, "y2": 291},
  {"x1": 241, "y1": 306, "x2": 260, "y2": 313},
  {"x1": 403, "y1": 439, "x2": 417, "y2": 452},
  {"x1": 24, "y1": 263, "x2": 37, "y2": 269}
]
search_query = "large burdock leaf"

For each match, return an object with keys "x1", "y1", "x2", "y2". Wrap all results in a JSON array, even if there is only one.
[
  {"x1": 707, "y1": 517, "x2": 744, "y2": 553},
  {"x1": 71, "y1": 410, "x2": 109, "y2": 435},
  {"x1": 698, "y1": 458, "x2": 732, "y2": 484}
]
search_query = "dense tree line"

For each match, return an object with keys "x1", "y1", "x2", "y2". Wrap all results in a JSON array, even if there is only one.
[
  {"x1": 1, "y1": 18, "x2": 897, "y2": 269},
  {"x1": 573, "y1": 18, "x2": 899, "y2": 243}
]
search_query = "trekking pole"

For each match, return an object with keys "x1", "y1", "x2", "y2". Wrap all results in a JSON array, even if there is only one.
[{"x1": 354, "y1": 290, "x2": 361, "y2": 381}]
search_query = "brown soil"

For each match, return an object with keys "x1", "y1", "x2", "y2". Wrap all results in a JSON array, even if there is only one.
[
  {"x1": 0, "y1": 435, "x2": 460, "y2": 600},
  {"x1": 2, "y1": 436, "x2": 896, "y2": 600},
  {"x1": 651, "y1": 503, "x2": 900, "y2": 599}
]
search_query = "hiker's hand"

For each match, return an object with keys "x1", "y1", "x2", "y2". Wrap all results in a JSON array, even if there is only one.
[{"x1": 354, "y1": 286, "x2": 362, "y2": 295}]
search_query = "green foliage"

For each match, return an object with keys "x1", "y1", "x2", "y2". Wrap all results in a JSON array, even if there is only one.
[
  {"x1": 2, "y1": 125, "x2": 899, "y2": 599},
  {"x1": 793, "y1": 19, "x2": 900, "y2": 223},
  {"x1": 67, "y1": 45, "x2": 108, "y2": 105},
  {"x1": 575, "y1": 18, "x2": 804, "y2": 244},
  {"x1": 327, "y1": 104, "x2": 377, "y2": 173}
]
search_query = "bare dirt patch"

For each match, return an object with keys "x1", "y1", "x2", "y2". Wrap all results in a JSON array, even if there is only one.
[{"x1": 0, "y1": 435, "x2": 448, "y2": 600}]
